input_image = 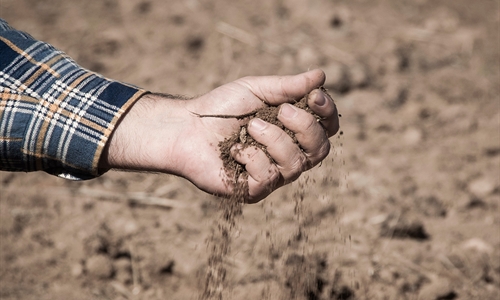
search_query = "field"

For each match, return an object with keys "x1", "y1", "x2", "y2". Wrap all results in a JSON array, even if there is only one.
[{"x1": 1, "y1": 0, "x2": 499, "y2": 299}]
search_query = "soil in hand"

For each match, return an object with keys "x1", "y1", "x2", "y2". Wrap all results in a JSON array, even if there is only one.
[
  {"x1": 201, "y1": 88, "x2": 327, "y2": 300},
  {"x1": 217, "y1": 87, "x2": 327, "y2": 194}
]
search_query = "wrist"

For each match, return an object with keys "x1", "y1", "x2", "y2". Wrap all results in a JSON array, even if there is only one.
[{"x1": 99, "y1": 93, "x2": 192, "y2": 175}]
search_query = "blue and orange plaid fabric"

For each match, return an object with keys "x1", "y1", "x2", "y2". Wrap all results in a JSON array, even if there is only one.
[{"x1": 0, "y1": 19, "x2": 147, "y2": 180}]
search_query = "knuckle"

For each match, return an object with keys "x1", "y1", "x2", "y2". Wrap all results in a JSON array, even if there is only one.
[
  {"x1": 317, "y1": 140, "x2": 331, "y2": 160},
  {"x1": 287, "y1": 152, "x2": 308, "y2": 179},
  {"x1": 252, "y1": 161, "x2": 279, "y2": 185},
  {"x1": 244, "y1": 146, "x2": 260, "y2": 162},
  {"x1": 303, "y1": 116, "x2": 318, "y2": 134},
  {"x1": 305, "y1": 139, "x2": 330, "y2": 166},
  {"x1": 269, "y1": 128, "x2": 287, "y2": 145}
]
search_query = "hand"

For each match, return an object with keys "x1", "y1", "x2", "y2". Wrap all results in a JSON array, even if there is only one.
[{"x1": 100, "y1": 69, "x2": 339, "y2": 203}]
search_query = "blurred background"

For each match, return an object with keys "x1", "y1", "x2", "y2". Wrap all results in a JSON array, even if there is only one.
[{"x1": 0, "y1": 0, "x2": 499, "y2": 299}]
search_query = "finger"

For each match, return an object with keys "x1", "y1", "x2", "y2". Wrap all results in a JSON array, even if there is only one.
[
  {"x1": 231, "y1": 145, "x2": 281, "y2": 203},
  {"x1": 247, "y1": 118, "x2": 308, "y2": 183},
  {"x1": 277, "y1": 103, "x2": 331, "y2": 166},
  {"x1": 238, "y1": 69, "x2": 326, "y2": 106},
  {"x1": 307, "y1": 89, "x2": 340, "y2": 137},
  {"x1": 231, "y1": 145, "x2": 281, "y2": 187}
]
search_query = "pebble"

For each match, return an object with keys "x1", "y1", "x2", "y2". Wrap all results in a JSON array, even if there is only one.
[
  {"x1": 86, "y1": 254, "x2": 114, "y2": 279},
  {"x1": 323, "y1": 62, "x2": 350, "y2": 93},
  {"x1": 377, "y1": 268, "x2": 396, "y2": 283},
  {"x1": 348, "y1": 63, "x2": 370, "y2": 88},
  {"x1": 111, "y1": 218, "x2": 139, "y2": 237},
  {"x1": 403, "y1": 127, "x2": 423, "y2": 146},
  {"x1": 296, "y1": 46, "x2": 320, "y2": 69},
  {"x1": 380, "y1": 215, "x2": 429, "y2": 240},
  {"x1": 461, "y1": 238, "x2": 494, "y2": 255},
  {"x1": 468, "y1": 177, "x2": 496, "y2": 198},
  {"x1": 71, "y1": 262, "x2": 83, "y2": 277}
]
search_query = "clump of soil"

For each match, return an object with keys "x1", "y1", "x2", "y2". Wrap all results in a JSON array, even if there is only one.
[{"x1": 201, "y1": 87, "x2": 328, "y2": 300}]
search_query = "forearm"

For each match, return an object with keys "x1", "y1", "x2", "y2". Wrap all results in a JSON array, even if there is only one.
[
  {"x1": 99, "y1": 93, "x2": 193, "y2": 176},
  {"x1": 0, "y1": 18, "x2": 147, "y2": 179}
]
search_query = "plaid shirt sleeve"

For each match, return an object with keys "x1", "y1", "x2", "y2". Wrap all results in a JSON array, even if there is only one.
[{"x1": 0, "y1": 19, "x2": 148, "y2": 180}]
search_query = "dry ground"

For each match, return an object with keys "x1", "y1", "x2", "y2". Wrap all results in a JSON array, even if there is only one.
[{"x1": 1, "y1": 0, "x2": 499, "y2": 299}]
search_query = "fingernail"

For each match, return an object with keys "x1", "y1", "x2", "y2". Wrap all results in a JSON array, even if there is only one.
[
  {"x1": 280, "y1": 103, "x2": 298, "y2": 119},
  {"x1": 250, "y1": 118, "x2": 268, "y2": 131},
  {"x1": 313, "y1": 91, "x2": 327, "y2": 107}
]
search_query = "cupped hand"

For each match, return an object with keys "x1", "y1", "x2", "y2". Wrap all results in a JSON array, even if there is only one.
[{"x1": 101, "y1": 69, "x2": 339, "y2": 203}]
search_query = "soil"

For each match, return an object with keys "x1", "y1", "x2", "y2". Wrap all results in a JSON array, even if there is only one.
[
  {"x1": 201, "y1": 90, "x2": 323, "y2": 299},
  {"x1": 1, "y1": 0, "x2": 499, "y2": 300},
  {"x1": 211, "y1": 89, "x2": 321, "y2": 188}
]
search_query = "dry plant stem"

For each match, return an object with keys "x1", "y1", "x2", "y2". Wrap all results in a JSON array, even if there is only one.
[{"x1": 191, "y1": 108, "x2": 261, "y2": 119}]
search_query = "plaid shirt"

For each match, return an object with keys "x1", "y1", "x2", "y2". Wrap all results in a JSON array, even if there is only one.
[{"x1": 0, "y1": 19, "x2": 148, "y2": 180}]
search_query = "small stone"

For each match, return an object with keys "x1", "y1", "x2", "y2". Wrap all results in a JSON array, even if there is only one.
[
  {"x1": 109, "y1": 218, "x2": 139, "y2": 237},
  {"x1": 461, "y1": 238, "x2": 494, "y2": 255},
  {"x1": 403, "y1": 127, "x2": 423, "y2": 146},
  {"x1": 86, "y1": 254, "x2": 114, "y2": 279},
  {"x1": 324, "y1": 62, "x2": 350, "y2": 93},
  {"x1": 380, "y1": 214, "x2": 429, "y2": 240},
  {"x1": 296, "y1": 46, "x2": 320, "y2": 69},
  {"x1": 71, "y1": 262, "x2": 84, "y2": 277},
  {"x1": 348, "y1": 64, "x2": 370, "y2": 88},
  {"x1": 377, "y1": 268, "x2": 396, "y2": 283},
  {"x1": 468, "y1": 177, "x2": 496, "y2": 198}
]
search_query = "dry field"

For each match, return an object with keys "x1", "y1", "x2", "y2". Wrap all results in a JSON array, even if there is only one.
[{"x1": 1, "y1": 0, "x2": 499, "y2": 299}]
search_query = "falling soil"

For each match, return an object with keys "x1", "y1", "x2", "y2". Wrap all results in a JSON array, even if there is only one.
[{"x1": 201, "y1": 88, "x2": 327, "y2": 299}]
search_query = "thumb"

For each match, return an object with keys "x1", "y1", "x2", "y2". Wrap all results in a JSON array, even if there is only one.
[{"x1": 238, "y1": 69, "x2": 326, "y2": 105}]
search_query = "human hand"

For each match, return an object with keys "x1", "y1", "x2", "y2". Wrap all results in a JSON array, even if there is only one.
[{"x1": 100, "y1": 69, "x2": 339, "y2": 203}]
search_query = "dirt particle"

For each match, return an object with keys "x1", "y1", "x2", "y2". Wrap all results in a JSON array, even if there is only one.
[
  {"x1": 186, "y1": 36, "x2": 205, "y2": 52},
  {"x1": 136, "y1": 1, "x2": 152, "y2": 14},
  {"x1": 329, "y1": 7, "x2": 352, "y2": 29},
  {"x1": 171, "y1": 14, "x2": 185, "y2": 25},
  {"x1": 380, "y1": 214, "x2": 430, "y2": 240},
  {"x1": 159, "y1": 260, "x2": 175, "y2": 275}
]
